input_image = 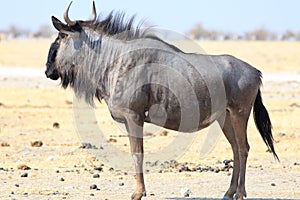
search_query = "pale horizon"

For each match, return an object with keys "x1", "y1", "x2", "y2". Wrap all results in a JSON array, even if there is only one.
[{"x1": 1, "y1": 0, "x2": 299, "y2": 34}]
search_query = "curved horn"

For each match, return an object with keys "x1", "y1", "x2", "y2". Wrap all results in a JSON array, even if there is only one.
[
  {"x1": 64, "y1": 1, "x2": 76, "y2": 26},
  {"x1": 90, "y1": 1, "x2": 97, "y2": 23}
]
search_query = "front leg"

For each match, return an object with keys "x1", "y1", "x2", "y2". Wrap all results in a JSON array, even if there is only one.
[
  {"x1": 129, "y1": 135, "x2": 146, "y2": 200},
  {"x1": 125, "y1": 115, "x2": 146, "y2": 200}
]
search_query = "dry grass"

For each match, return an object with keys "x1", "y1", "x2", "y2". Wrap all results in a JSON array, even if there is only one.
[
  {"x1": 0, "y1": 39, "x2": 299, "y2": 72},
  {"x1": 0, "y1": 39, "x2": 51, "y2": 68},
  {"x1": 200, "y1": 41, "x2": 300, "y2": 72},
  {"x1": 173, "y1": 40, "x2": 300, "y2": 72}
]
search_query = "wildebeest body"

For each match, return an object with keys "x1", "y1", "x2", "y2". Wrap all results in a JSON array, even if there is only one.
[{"x1": 45, "y1": 2, "x2": 278, "y2": 200}]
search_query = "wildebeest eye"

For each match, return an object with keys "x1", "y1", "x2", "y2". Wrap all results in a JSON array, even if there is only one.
[{"x1": 58, "y1": 32, "x2": 68, "y2": 39}]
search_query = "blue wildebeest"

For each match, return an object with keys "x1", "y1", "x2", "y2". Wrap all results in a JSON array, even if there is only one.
[{"x1": 45, "y1": 2, "x2": 278, "y2": 200}]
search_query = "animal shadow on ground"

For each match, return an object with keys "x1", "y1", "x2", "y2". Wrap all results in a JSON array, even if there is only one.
[{"x1": 166, "y1": 198, "x2": 297, "y2": 200}]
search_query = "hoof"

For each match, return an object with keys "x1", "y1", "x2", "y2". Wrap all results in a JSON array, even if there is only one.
[
  {"x1": 131, "y1": 191, "x2": 146, "y2": 200},
  {"x1": 222, "y1": 196, "x2": 233, "y2": 200},
  {"x1": 233, "y1": 193, "x2": 245, "y2": 200}
]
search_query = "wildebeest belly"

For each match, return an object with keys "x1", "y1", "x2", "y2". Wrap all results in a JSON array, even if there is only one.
[{"x1": 144, "y1": 103, "x2": 214, "y2": 133}]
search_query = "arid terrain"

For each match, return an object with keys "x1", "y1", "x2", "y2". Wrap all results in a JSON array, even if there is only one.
[{"x1": 0, "y1": 39, "x2": 299, "y2": 199}]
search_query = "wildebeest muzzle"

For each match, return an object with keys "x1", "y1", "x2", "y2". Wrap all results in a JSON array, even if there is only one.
[
  {"x1": 45, "y1": 38, "x2": 60, "y2": 80},
  {"x1": 45, "y1": 64, "x2": 60, "y2": 80}
]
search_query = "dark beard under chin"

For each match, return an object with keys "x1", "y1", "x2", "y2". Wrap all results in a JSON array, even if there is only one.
[{"x1": 60, "y1": 67, "x2": 77, "y2": 89}]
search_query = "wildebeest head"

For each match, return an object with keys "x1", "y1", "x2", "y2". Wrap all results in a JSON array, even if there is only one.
[
  {"x1": 46, "y1": 1, "x2": 149, "y2": 104},
  {"x1": 45, "y1": 2, "x2": 97, "y2": 88}
]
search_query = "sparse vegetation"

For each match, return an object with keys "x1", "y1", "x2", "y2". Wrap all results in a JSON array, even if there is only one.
[
  {"x1": 0, "y1": 24, "x2": 54, "y2": 40},
  {"x1": 1, "y1": 23, "x2": 299, "y2": 41},
  {"x1": 187, "y1": 23, "x2": 300, "y2": 41}
]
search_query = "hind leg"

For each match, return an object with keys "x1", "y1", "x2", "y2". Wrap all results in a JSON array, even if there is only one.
[
  {"x1": 230, "y1": 109, "x2": 251, "y2": 200},
  {"x1": 218, "y1": 112, "x2": 240, "y2": 200}
]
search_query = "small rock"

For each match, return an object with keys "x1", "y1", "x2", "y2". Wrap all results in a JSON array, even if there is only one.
[
  {"x1": 60, "y1": 177, "x2": 65, "y2": 181},
  {"x1": 276, "y1": 132, "x2": 286, "y2": 137},
  {"x1": 30, "y1": 141, "x2": 43, "y2": 147},
  {"x1": 15, "y1": 184, "x2": 19, "y2": 187},
  {"x1": 160, "y1": 130, "x2": 168, "y2": 136},
  {"x1": 93, "y1": 174, "x2": 100, "y2": 178},
  {"x1": 107, "y1": 138, "x2": 117, "y2": 143},
  {"x1": 170, "y1": 160, "x2": 178, "y2": 168},
  {"x1": 290, "y1": 103, "x2": 300, "y2": 108},
  {"x1": 223, "y1": 159, "x2": 231, "y2": 166},
  {"x1": 202, "y1": 167, "x2": 208, "y2": 172},
  {"x1": 90, "y1": 193, "x2": 95, "y2": 196},
  {"x1": 214, "y1": 168, "x2": 220, "y2": 173},
  {"x1": 119, "y1": 182, "x2": 124, "y2": 186},
  {"x1": 271, "y1": 183, "x2": 276, "y2": 186},
  {"x1": 80, "y1": 143, "x2": 98, "y2": 149},
  {"x1": 161, "y1": 161, "x2": 170, "y2": 168},
  {"x1": 94, "y1": 167, "x2": 103, "y2": 172},
  {"x1": 109, "y1": 167, "x2": 114, "y2": 171},
  {"x1": 150, "y1": 160, "x2": 159, "y2": 167},
  {"x1": 53, "y1": 122, "x2": 60, "y2": 129},
  {"x1": 20, "y1": 173, "x2": 28, "y2": 177},
  {"x1": 195, "y1": 167, "x2": 202, "y2": 172},
  {"x1": 227, "y1": 163, "x2": 233, "y2": 169},
  {"x1": 90, "y1": 184, "x2": 97, "y2": 190},
  {"x1": 180, "y1": 187, "x2": 192, "y2": 197},
  {"x1": 65, "y1": 100, "x2": 72, "y2": 105},
  {"x1": 179, "y1": 165, "x2": 191, "y2": 172},
  {"x1": 294, "y1": 162, "x2": 300, "y2": 166},
  {"x1": 145, "y1": 161, "x2": 151, "y2": 165},
  {"x1": 0, "y1": 142, "x2": 10, "y2": 147},
  {"x1": 17, "y1": 164, "x2": 31, "y2": 170},
  {"x1": 144, "y1": 132, "x2": 153, "y2": 137}
]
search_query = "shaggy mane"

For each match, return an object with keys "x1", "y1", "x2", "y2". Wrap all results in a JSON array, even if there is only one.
[
  {"x1": 81, "y1": 11, "x2": 151, "y2": 40},
  {"x1": 78, "y1": 11, "x2": 184, "y2": 52}
]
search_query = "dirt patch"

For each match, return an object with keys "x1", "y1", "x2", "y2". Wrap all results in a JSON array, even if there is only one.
[
  {"x1": 0, "y1": 79, "x2": 299, "y2": 199},
  {"x1": 0, "y1": 40, "x2": 299, "y2": 199}
]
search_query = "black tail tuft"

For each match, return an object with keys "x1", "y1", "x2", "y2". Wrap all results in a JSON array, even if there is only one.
[{"x1": 253, "y1": 90, "x2": 279, "y2": 161}]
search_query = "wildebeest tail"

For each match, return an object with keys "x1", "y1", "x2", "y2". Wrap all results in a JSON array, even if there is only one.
[{"x1": 253, "y1": 89, "x2": 279, "y2": 161}]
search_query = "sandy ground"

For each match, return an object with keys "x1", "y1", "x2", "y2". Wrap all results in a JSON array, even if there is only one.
[{"x1": 0, "y1": 41, "x2": 300, "y2": 200}]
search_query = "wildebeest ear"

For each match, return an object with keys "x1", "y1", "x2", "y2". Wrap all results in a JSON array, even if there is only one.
[
  {"x1": 51, "y1": 16, "x2": 81, "y2": 38},
  {"x1": 51, "y1": 16, "x2": 80, "y2": 38},
  {"x1": 52, "y1": 16, "x2": 71, "y2": 32}
]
